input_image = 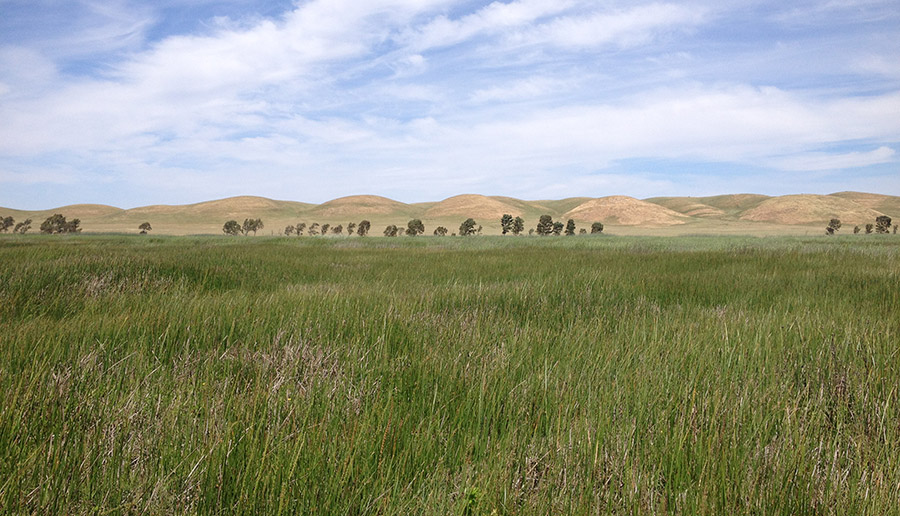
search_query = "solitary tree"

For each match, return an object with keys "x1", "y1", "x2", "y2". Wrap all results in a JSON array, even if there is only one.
[
  {"x1": 0, "y1": 216, "x2": 13, "y2": 232},
  {"x1": 459, "y1": 218, "x2": 477, "y2": 236},
  {"x1": 434, "y1": 226, "x2": 448, "y2": 236},
  {"x1": 875, "y1": 215, "x2": 892, "y2": 234},
  {"x1": 308, "y1": 223, "x2": 320, "y2": 236},
  {"x1": 384, "y1": 224, "x2": 399, "y2": 237},
  {"x1": 357, "y1": 220, "x2": 371, "y2": 236},
  {"x1": 536, "y1": 215, "x2": 554, "y2": 235},
  {"x1": 565, "y1": 219, "x2": 576, "y2": 236},
  {"x1": 13, "y1": 219, "x2": 32, "y2": 234},
  {"x1": 551, "y1": 221, "x2": 564, "y2": 236},
  {"x1": 512, "y1": 216, "x2": 525, "y2": 236},
  {"x1": 223, "y1": 220, "x2": 242, "y2": 235},
  {"x1": 406, "y1": 219, "x2": 425, "y2": 236},
  {"x1": 284, "y1": 225, "x2": 295, "y2": 236},
  {"x1": 321, "y1": 223, "x2": 330, "y2": 235},
  {"x1": 590, "y1": 222, "x2": 604, "y2": 234},
  {"x1": 347, "y1": 222, "x2": 356, "y2": 236},
  {"x1": 500, "y1": 214, "x2": 514, "y2": 235},
  {"x1": 139, "y1": 222, "x2": 152, "y2": 234},
  {"x1": 295, "y1": 222, "x2": 306, "y2": 236}
]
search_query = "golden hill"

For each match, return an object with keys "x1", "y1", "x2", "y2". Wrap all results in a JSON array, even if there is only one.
[
  {"x1": 829, "y1": 192, "x2": 900, "y2": 218},
  {"x1": 739, "y1": 194, "x2": 883, "y2": 225},
  {"x1": 564, "y1": 196, "x2": 687, "y2": 226},
  {"x1": 310, "y1": 195, "x2": 411, "y2": 217},
  {"x1": 425, "y1": 195, "x2": 525, "y2": 219},
  {"x1": 645, "y1": 197, "x2": 726, "y2": 218}
]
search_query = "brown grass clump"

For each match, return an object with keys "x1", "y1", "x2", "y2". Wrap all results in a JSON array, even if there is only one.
[
  {"x1": 739, "y1": 194, "x2": 884, "y2": 225},
  {"x1": 564, "y1": 196, "x2": 687, "y2": 226},
  {"x1": 424, "y1": 194, "x2": 525, "y2": 219}
]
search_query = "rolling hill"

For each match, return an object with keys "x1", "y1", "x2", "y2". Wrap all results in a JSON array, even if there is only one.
[{"x1": 2, "y1": 192, "x2": 897, "y2": 236}]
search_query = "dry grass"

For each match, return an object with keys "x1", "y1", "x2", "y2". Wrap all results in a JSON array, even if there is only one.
[
  {"x1": 424, "y1": 194, "x2": 525, "y2": 219},
  {"x1": 564, "y1": 196, "x2": 688, "y2": 226},
  {"x1": 740, "y1": 194, "x2": 884, "y2": 225}
]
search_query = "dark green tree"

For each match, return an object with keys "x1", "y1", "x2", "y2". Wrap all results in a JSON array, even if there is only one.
[
  {"x1": 223, "y1": 220, "x2": 241, "y2": 235},
  {"x1": 579, "y1": 228, "x2": 587, "y2": 235},
  {"x1": 551, "y1": 221, "x2": 564, "y2": 235},
  {"x1": 875, "y1": 215, "x2": 892, "y2": 234},
  {"x1": 564, "y1": 219, "x2": 576, "y2": 236},
  {"x1": 853, "y1": 225, "x2": 860, "y2": 234},
  {"x1": 0, "y1": 216, "x2": 13, "y2": 232},
  {"x1": 591, "y1": 222, "x2": 604, "y2": 234},
  {"x1": 865, "y1": 223, "x2": 874, "y2": 234},
  {"x1": 308, "y1": 223, "x2": 320, "y2": 236},
  {"x1": 536, "y1": 215, "x2": 553, "y2": 235},
  {"x1": 827, "y1": 218, "x2": 841, "y2": 233},
  {"x1": 384, "y1": 224, "x2": 399, "y2": 237},
  {"x1": 347, "y1": 222, "x2": 356, "y2": 235},
  {"x1": 242, "y1": 218, "x2": 263, "y2": 236},
  {"x1": 406, "y1": 219, "x2": 425, "y2": 236},
  {"x1": 332, "y1": 224, "x2": 343, "y2": 235},
  {"x1": 433, "y1": 226, "x2": 448, "y2": 236},
  {"x1": 500, "y1": 214, "x2": 514, "y2": 235},
  {"x1": 459, "y1": 218, "x2": 477, "y2": 236},
  {"x1": 284, "y1": 225, "x2": 295, "y2": 236},
  {"x1": 512, "y1": 216, "x2": 525, "y2": 235},
  {"x1": 320, "y1": 223, "x2": 330, "y2": 235},
  {"x1": 40, "y1": 214, "x2": 79, "y2": 234},
  {"x1": 139, "y1": 222, "x2": 152, "y2": 234},
  {"x1": 357, "y1": 220, "x2": 371, "y2": 236},
  {"x1": 13, "y1": 219, "x2": 32, "y2": 234},
  {"x1": 295, "y1": 222, "x2": 306, "y2": 236}
]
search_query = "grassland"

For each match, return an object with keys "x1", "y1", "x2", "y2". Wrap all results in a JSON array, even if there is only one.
[{"x1": 1, "y1": 234, "x2": 899, "y2": 514}]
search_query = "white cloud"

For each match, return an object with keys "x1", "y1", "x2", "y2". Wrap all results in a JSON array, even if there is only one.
[{"x1": 768, "y1": 146, "x2": 896, "y2": 171}]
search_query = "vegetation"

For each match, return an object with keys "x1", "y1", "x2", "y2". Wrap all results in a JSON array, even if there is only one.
[
  {"x1": 13, "y1": 219, "x2": 32, "y2": 234},
  {"x1": 500, "y1": 214, "x2": 514, "y2": 235},
  {"x1": 536, "y1": 215, "x2": 554, "y2": 236},
  {"x1": 296, "y1": 222, "x2": 306, "y2": 236},
  {"x1": 405, "y1": 219, "x2": 425, "y2": 236},
  {"x1": 0, "y1": 216, "x2": 13, "y2": 232},
  {"x1": 565, "y1": 219, "x2": 576, "y2": 236},
  {"x1": 459, "y1": 218, "x2": 477, "y2": 236},
  {"x1": 223, "y1": 220, "x2": 242, "y2": 235},
  {"x1": 826, "y1": 218, "x2": 841, "y2": 235},
  {"x1": 357, "y1": 220, "x2": 371, "y2": 237},
  {"x1": 139, "y1": 222, "x2": 152, "y2": 234},
  {"x1": 433, "y1": 226, "x2": 448, "y2": 236},
  {"x1": 865, "y1": 223, "x2": 874, "y2": 234},
  {"x1": 320, "y1": 223, "x2": 330, "y2": 236},
  {"x1": 332, "y1": 224, "x2": 343, "y2": 235},
  {"x1": 875, "y1": 215, "x2": 892, "y2": 234},
  {"x1": 0, "y1": 235, "x2": 897, "y2": 514},
  {"x1": 347, "y1": 222, "x2": 356, "y2": 235},
  {"x1": 551, "y1": 221, "x2": 564, "y2": 236},
  {"x1": 242, "y1": 218, "x2": 264, "y2": 236},
  {"x1": 308, "y1": 223, "x2": 320, "y2": 236},
  {"x1": 512, "y1": 216, "x2": 525, "y2": 236},
  {"x1": 591, "y1": 222, "x2": 604, "y2": 234},
  {"x1": 383, "y1": 224, "x2": 399, "y2": 237},
  {"x1": 853, "y1": 225, "x2": 860, "y2": 234},
  {"x1": 40, "y1": 214, "x2": 81, "y2": 234}
]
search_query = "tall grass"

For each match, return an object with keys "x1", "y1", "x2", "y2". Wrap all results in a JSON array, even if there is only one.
[{"x1": 1, "y1": 234, "x2": 898, "y2": 514}]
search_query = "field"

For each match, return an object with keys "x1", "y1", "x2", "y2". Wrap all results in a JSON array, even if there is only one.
[{"x1": 1, "y1": 234, "x2": 899, "y2": 514}]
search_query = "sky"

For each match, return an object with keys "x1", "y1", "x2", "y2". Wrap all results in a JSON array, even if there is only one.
[{"x1": 1, "y1": 0, "x2": 899, "y2": 209}]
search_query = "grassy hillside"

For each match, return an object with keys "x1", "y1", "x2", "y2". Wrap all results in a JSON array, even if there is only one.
[
  {"x1": 1, "y1": 235, "x2": 899, "y2": 514},
  {"x1": 2, "y1": 192, "x2": 897, "y2": 236}
]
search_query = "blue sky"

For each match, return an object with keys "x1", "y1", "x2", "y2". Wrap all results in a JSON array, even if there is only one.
[{"x1": 1, "y1": 0, "x2": 898, "y2": 209}]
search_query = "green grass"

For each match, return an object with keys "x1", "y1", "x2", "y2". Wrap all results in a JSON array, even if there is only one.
[{"x1": 1, "y1": 234, "x2": 899, "y2": 514}]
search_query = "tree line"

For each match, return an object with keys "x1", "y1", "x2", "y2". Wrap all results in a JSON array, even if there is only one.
[
  {"x1": 0, "y1": 214, "x2": 80, "y2": 234},
  {"x1": 827, "y1": 216, "x2": 894, "y2": 235}
]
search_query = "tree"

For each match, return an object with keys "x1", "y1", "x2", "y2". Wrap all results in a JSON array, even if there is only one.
[
  {"x1": 223, "y1": 220, "x2": 242, "y2": 235},
  {"x1": 406, "y1": 219, "x2": 425, "y2": 236},
  {"x1": 565, "y1": 219, "x2": 576, "y2": 236},
  {"x1": 528, "y1": 228, "x2": 534, "y2": 236},
  {"x1": 0, "y1": 216, "x2": 13, "y2": 232},
  {"x1": 590, "y1": 222, "x2": 604, "y2": 234},
  {"x1": 476, "y1": 225, "x2": 483, "y2": 235},
  {"x1": 357, "y1": 220, "x2": 371, "y2": 236},
  {"x1": 434, "y1": 226, "x2": 448, "y2": 236},
  {"x1": 500, "y1": 214, "x2": 514, "y2": 235},
  {"x1": 242, "y1": 218, "x2": 263, "y2": 236},
  {"x1": 512, "y1": 216, "x2": 525, "y2": 236},
  {"x1": 321, "y1": 223, "x2": 330, "y2": 235},
  {"x1": 853, "y1": 225, "x2": 860, "y2": 234},
  {"x1": 865, "y1": 223, "x2": 874, "y2": 234},
  {"x1": 875, "y1": 215, "x2": 892, "y2": 234},
  {"x1": 40, "y1": 214, "x2": 80, "y2": 234},
  {"x1": 536, "y1": 215, "x2": 554, "y2": 236},
  {"x1": 551, "y1": 221, "x2": 564, "y2": 236},
  {"x1": 284, "y1": 225, "x2": 295, "y2": 236},
  {"x1": 139, "y1": 222, "x2": 152, "y2": 234},
  {"x1": 384, "y1": 224, "x2": 399, "y2": 237},
  {"x1": 827, "y1": 218, "x2": 841, "y2": 233},
  {"x1": 332, "y1": 224, "x2": 343, "y2": 235},
  {"x1": 579, "y1": 228, "x2": 587, "y2": 235},
  {"x1": 295, "y1": 222, "x2": 306, "y2": 236},
  {"x1": 825, "y1": 227, "x2": 835, "y2": 235},
  {"x1": 347, "y1": 222, "x2": 356, "y2": 236},
  {"x1": 308, "y1": 223, "x2": 320, "y2": 236},
  {"x1": 13, "y1": 219, "x2": 32, "y2": 234},
  {"x1": 459, "y1": 218, "x2": 477, "y2": 236}
]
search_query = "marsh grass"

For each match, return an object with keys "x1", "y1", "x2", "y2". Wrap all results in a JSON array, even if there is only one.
[{"x1": 0, "y1": 235, "x2": 898, "y2": 514}]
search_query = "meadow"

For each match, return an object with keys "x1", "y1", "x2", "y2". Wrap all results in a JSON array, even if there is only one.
[{"x1": 1, "y1": 234, "x2": 898, "y2": 514}]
